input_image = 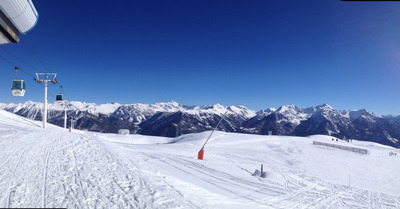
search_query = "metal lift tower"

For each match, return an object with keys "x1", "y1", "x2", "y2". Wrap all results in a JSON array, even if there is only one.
[{"x1": 35, "y1": 73, "x2": 58, "y2": 129}]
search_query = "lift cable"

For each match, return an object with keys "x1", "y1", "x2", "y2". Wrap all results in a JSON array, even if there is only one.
[
  {"x1": 0, "y1": 46, "x2": 42, "y2": 72},
  {"x1": 20, "y1": 39, "x2": 69, "y2": 99},
  {"x1": 1, "y1": 39, "x2": 73, "y2": 105},
  {"x1": 20, "y1": 39, "x2": 52, "y2": 73},
  {"x1": 19, "y1": 38, "x2": 68, "y2": 100},
  {"x1": 0, "y1": 52, "x2": 62, "y2": 100},
  {"x1": 0, "y1": 53, "x2": 36, "y2": 79},
  {"x1": 0, "y1": 43, "x2": 76, "y2": 128}
]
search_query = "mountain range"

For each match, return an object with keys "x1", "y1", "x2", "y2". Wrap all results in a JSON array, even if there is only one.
[{"x1": 1, "y1": 101, "x2": 399, "y2": 148}]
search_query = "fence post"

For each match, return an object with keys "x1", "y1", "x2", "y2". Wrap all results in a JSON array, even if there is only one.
[{"x1": 261, "y1": 164, "x2": 266, "y2": 178}]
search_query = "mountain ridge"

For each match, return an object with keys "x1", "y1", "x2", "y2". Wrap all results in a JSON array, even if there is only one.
[{"x1": 1, "y1": 101, "x2": 399, "y2": 148}]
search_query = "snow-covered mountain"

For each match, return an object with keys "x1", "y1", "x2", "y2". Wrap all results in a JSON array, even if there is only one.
[
  {"x1": 243, "y1": 104, "x2": 309, "y2": 135},
  {"x1": 1, "y1": 101, "x2": 399, "y2": 148}
]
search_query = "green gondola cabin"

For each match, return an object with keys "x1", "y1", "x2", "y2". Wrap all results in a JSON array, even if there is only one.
[{"x1": 11, "y1": 79, "x2": 25, "y2": 96}]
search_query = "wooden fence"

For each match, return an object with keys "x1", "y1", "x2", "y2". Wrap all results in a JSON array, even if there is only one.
[{"x1": 313, "y1": 141, "x2": 368, "y2": 154}]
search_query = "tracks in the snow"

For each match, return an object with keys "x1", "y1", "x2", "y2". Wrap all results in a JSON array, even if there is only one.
[
  {"x1": 137, "y1": 152, "x2": 282, "y2": 207},
  {"x1": 96, "y1": 140, "x2": 201, "y2": 209},
  {"x1": 41, "y1": 133, "x2": 60, "y2": 208},
  {"x1": 2, "y1": 127, "x2": 400, "y2": 208},
  {"x1": 132, "y1": 150, "x2": 400, "y2": 209}
]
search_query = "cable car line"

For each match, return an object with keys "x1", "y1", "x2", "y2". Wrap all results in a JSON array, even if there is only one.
[
  {"x1": 0, "y1": 51, "x2": 60, "y2": 98},
  {"x1": 2, "y1": 37, "x2": 67, "y2": 102},
  {"x1": 20, "y1": 39, "x2": 52, "y2": 73},
  {"x1": 0, "y1": 53, "x2": 15, "y2": 66},
  {"x1": 20, "y1": 38, "x2": 63, "y2": 94},
  {"x1": 0, "y1": 53, "x2": 36, "y2": 78},
  {"x1": 0, "y1": 38, "x2": 69, "y2": 103},
  {"x1": 0, "y1": 0, "x2": 70, "y2": 127},
  {"x1": 20, "y1": 39, "x2": 62, "y2": 84},
  {"x1": 0, "y1": 46, "x2": 60, "y2": 99},
  {"x1": 20, "y1": 38, "x2": 68, "y2": 102},
  {"x1": 0, "y1": 45, "x2": 42, "y2": 72}
]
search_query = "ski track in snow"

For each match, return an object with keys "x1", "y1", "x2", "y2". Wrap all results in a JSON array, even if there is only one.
[
  {"x1": 1, "y1": 111, "x2": 400, "y2": 208},
  {"x1": 99, "y1": 141, "x2": 202, "y2": 209},
  {"x1": 120, "y1": 147, "x2": 400, "y2": 209}
]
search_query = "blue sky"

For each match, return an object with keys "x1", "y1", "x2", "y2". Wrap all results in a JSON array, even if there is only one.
[{"x1": 0, "y1": 0, "x2": 400, "y2": 115}]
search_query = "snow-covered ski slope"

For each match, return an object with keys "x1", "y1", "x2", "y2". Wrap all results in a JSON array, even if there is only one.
[{"x1": 0, "y1": 109, "x2": 399, "y2": 208}]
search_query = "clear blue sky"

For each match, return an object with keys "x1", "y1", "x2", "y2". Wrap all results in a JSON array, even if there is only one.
[{"x1": 0, "y1": 0, "x2": 399, "y2": 115}]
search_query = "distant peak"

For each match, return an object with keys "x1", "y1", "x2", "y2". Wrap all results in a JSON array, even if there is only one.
[
  {"x1": 317, "y1": 103, "x2": 334, "y2": 110},
  {"x1": 167, "y1": 100, "x2": 179, "y2": 105},
  {"x1": 256, "y1": 107, "x2": 276, "y2": 115},
  {"x1": 349, "y1": 109, "x2": 382, "y2": 119},
  {"x1": 267, "y1": 107, "x2": 277, "y2": 112},
  {"x1": 154, "y1": 101, "x2": 180, "y2": 107},
  {"x1": 277, "y1": 104, "x2": 297, "y2": 112},
  {"x1": 213, "y1": 103, "x2": 225, "y2": 108}
]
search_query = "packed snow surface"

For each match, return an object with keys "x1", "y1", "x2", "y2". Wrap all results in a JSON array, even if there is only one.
[{"x1": 0, "y1": 109, "x2": 399, "y2": 208}]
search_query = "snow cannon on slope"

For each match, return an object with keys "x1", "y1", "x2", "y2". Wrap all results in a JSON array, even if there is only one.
[
  {"x1": 198, "y1": 149, "x2": 204, "y2": 160},
  {"x1": 198, "y1": 112, "x2": 228, "y2": 160}
]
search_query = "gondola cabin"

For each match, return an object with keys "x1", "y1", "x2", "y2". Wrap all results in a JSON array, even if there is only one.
[
  {"x1": 11, "y1": 79, "x2": 25, "y2": 96},
  {"x1": 56, "y1": 94, "x2": 63, "y2": 103}
]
